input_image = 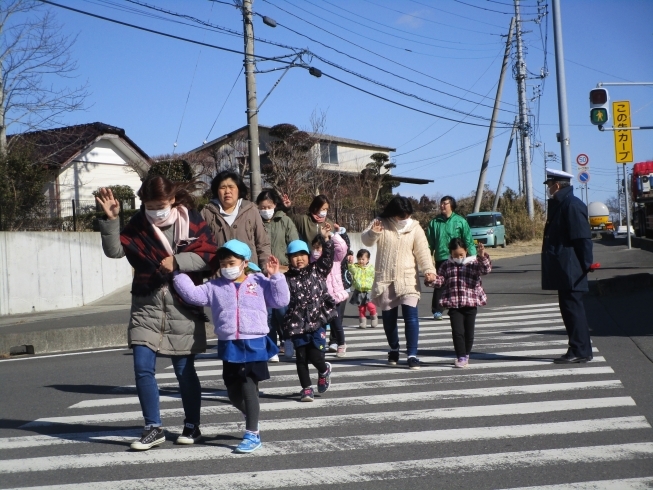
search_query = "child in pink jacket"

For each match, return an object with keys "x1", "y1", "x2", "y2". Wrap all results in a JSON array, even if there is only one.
[
  {"x1": 173, "y1": 239, "x2": 289, "y2": 454},
  {"x1": 311, "y1": 227, "x2": 348, "y2": 357}
]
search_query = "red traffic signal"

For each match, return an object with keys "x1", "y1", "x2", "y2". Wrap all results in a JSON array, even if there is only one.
[{"x1": 589, "y1": 88, "x2": 608, "y2": 105}]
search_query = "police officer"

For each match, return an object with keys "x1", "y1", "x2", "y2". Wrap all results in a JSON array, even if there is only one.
[{"x1": 542, "y1": 169, "x2": 594, "y2": 363}]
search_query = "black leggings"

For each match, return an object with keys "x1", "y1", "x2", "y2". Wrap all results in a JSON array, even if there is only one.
[
  {"x1": 328, "y1": 301, "x2": 347, "y2": 346},
  {"x1": 448, "y1": 307, "x2": 477, "y2": 358},
  {"x1": 431, "y1": 260, "x2": 446, "y2": 313},
  {"x1": 226, "y1": 376, "x2": 260, "y2": 432},
  {"x1": 295, "y1": 343, "x2": 328, "y2": 389}
]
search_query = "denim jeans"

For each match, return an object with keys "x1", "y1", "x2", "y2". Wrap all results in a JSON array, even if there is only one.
[
  {"x1": 382, "y1": 304, "x2": 420, "y2": 358},
  {"x1": 267, "y1": 306, "x2": 288, "y2": 345},
  {"x1": 132, "y1": 345, "x2": 202, "y2": 427}
]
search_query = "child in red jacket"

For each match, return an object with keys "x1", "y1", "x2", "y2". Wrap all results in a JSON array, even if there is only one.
[{"x1": 426, "y1": 238, "x2": 491, "y2": 368}]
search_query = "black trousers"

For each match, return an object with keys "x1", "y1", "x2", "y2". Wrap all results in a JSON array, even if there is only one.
[
  {"x1": 226, "y1": 376, "x2": 260, "y2": 432},
  {"x1": 431, "y1": 260, "x2": 446, "y2": 313},
  {"x1": 328, "y1": 301, "x2": 347, "y2": 346},
  {"x1": 295, "y1": 343, "x2": 328, "y2": 389},
  {"x1": 448, "y1": 307, "x2": 477, "y2": 357},
  {"x1": 558, "y1": 290, "x2": 592, "y2": 358}
]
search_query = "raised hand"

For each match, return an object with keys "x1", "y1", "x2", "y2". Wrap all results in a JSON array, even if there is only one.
[
  {"x1": 321, "y1": 222, "x2": 333, "y2": 238},
  {"x1": 159, "y1": 256, "x2": 177, "y2": 274},
  {"x1": 281, "y1": 194, "x2": 292, "y2": 208},
  {"x1": 266, "y1": 255, "x2": 280, "y2": 275},
  {"x1": 348, "y1": 255, "x2": 354, "y2": 264},
  {"x1": 95, "y1": 187, "x2": 120, "y2": 220},
  {"x1": 333, "y1": 223, "x2": 340, "y2": 233},
  {"x1": 371, "y1": 219, "x2": 384, "y2": 233},
  {"x1": 477, "y1": 243, "x2": 486, "y2": 257}
]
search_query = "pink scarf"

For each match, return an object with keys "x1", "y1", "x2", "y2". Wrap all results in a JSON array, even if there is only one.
[{"x1": 145, "y1": 205, "x2": 190, "y2": 256}]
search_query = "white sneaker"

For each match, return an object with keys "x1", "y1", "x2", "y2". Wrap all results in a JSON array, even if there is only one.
[
  {"x1": 328, "y1": 343, "x2": 338, "y2": 352},
  {"x1": 269, "y1": 354, "x2": 279, "y2": 363}
]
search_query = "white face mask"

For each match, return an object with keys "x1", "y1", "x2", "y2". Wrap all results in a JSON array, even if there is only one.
[
  {"x1": 259, "y1": 209, "x2": 274, "y2": 220},
  {"x1": 318, "y1": 210, "x2": 327, "y2": 218},
  {"x1": 452, "y1": 257, "x2": 465, "y2": 265},
  {"x1": 396, "y1": 218, "x2": 412, "y2": 229},
  {"x1": 221, "y1": 264, "x2": 244, "y2": 280},
  {"x1": 146, "y1": 207, "x2": 171, "y2": 221},
  {"x1": 312, "y1": 250, "x2": 322, "y2": 260}
]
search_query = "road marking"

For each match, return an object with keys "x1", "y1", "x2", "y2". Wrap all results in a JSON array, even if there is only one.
[
  {"x1": 486, "y1": 302, "x2": 560, "y2": 310},
  {"x1": 352, "y1": 347, "x2": 599, "y2": 361},
  {"x1": 8, "y1": 444, "x2": 652, "y2": 489},
  {"x1": 0, "y1": 348, "x2": 128, "y2": 363},
  {"x1": 2, "y1": 418, "x2": 649, "y2": 474},
  {"x1": 502, "y1": 477, "x2": 653, "y2": 489},
  {"x1": 3, "y1": 397, "x2": 635, "y2": 451},
  {"x1": 69, "y1": 366, "x2": 616, "y2": 409},
  {"x1": 21, "y1": 379, "x2": 623, "y2": 427}
]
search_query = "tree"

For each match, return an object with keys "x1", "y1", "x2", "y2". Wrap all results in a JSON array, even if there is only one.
[
  {"x1": 0, "y1": 0, "x2": 87, "y2": 154},
  {"x1": 361, "y1": 152, "x2": 398, "y2": 204}
]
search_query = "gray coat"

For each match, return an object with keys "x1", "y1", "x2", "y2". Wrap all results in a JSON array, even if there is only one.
[{"x1": 99, "y1": 218, "x2": 208, "y2": 355}]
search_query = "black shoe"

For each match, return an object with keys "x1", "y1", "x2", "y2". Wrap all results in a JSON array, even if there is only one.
[
  {"x1": 176, "y1": 423, "x2": 202, "y2": 445},
  {"x1": 131, "y1": 426, "x2": 165, "y2": 450},
  {"x1": 553, "y1": 353, "x2": 592, "y2": 364},
  {"x1": 388, "y1": 350, "x2": 399, "y2": 365},
  {"x1": 407, "y1": 356, "x2": 421, "y2": 370}
]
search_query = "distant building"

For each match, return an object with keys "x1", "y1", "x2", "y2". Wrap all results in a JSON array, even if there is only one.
[
  {"x1": 189, "y1": 124, "x2": 432, "y2": 185},
  {"x1": 9, "y1": 122, "x2": 150, "y2": 208}
]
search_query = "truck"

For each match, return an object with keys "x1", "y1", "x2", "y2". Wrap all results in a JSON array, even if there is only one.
[{"x1": 632, "y1": 161, "x2": 653, "y2": 238}]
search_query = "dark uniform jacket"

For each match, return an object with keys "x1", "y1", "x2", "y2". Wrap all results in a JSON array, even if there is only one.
[{"x1": 541, "y1": 186, "x2": 593, "y2": 291}]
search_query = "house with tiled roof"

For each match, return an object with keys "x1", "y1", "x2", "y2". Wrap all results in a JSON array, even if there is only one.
[
  {"x1": 9, "y1": 122, "x2": 150, "y2": 209},
  {"x1": 189, "y1": 124, "x2": 432, "y2": 185}
]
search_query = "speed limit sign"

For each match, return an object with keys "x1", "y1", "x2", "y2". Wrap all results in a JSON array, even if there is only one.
[{"x1": 576, "y1": 154, "x2": 589, "y2": 166}]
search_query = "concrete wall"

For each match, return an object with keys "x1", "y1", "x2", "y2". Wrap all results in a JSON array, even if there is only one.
[{"x1": 0, "y1": 232, "x2": 133, "y2": 316}]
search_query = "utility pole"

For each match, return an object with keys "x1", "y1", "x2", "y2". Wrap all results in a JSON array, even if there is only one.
[
  {"x1": 473, "y1": 17, "x2": 515, "y2": 213},
  {"x1": 624, "y1": 165, "x2": 632, "y2": 250},
  {"x1": 493, "y1": 117, "x2": 518, "y2": 212},
  {"x1": 516, "y1": 130, "x2": 522, "y2": 196},
  {"x1": 551, "y1": 0, "x2": 572, "y2": 174},
  {"x1": 514, "y1": 0, "x2": 534, "y2": 219},
  {"x1": 242, "y1": 0, "x2": 261, "y2": 199},
  {"x1": 617, "y1": 167, "x2": 622, "y2": 226}
]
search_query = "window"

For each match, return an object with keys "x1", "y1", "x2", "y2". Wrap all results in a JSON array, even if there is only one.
[
  {"x1": 467, "y1": 215, "x2": 495, "y2": 228},
  {"x1": 320, "y1": 142, "x2": 338, "y2": 164}
]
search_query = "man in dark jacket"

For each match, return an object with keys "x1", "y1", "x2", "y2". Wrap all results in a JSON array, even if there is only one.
[{"x1": 541, "y1": 169, "x2": 594, "y2": 364}]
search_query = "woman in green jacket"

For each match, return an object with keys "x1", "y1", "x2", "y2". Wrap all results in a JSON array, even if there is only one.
[{"x1": 257, "y1": 189, "x2": 299, "y2": 359}]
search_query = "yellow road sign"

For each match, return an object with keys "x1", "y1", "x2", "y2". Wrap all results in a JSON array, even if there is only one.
[{"x1": 612, "y1": 101, "x2": 633, "y2": 163}]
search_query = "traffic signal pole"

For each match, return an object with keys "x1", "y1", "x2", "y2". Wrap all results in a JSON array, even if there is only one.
[{"x1": 551, "y1": 0, "x2": 572, "y2": 175}]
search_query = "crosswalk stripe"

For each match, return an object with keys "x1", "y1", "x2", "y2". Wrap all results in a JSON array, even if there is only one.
[
  {"x1": 502, "y1": 477, "x2": 653, "y2": 490},
  {"x1": 161, "y1": 347, "x2": 595, "y2": 379},
  {"x1": 486, "y1": 302, "x2": 560, "y2": 310},
  {"x1": 20, "y1": 379, "x2": 622, "y2": 428},
  {"x1": 8, "y1": 443, "x2": 651, "y2": 489},
  {"x1": 69, "y1": 366, "x2": 616, "y2": 409},
  {"x1": 3, "y1": 397, "x2": 636, "y2": 451},
  {"x1": 3, "y1": 418, "x2": 650, "y2": 475}
]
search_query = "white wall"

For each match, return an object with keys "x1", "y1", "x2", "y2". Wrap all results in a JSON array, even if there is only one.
[
  {"x1": 0, "y1": 232, "x2": 133, "y2": 316},
  {"x1": 318, "y1": 145, "x2": 391, "y2": 175},
  {"x1": 55, "y1": 138, "x2": 144, "y2": 206},
  {"x1": 347, "y1": 232, "x2": 378, "y2": 267}
]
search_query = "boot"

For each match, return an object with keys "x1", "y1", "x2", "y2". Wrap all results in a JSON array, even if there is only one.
[
  {"x1": 358, "y1": 316, "x2": 367, "y2": 329},
  {"x1": 370, "y1": 315, "x2": 378, "y2": 328}
]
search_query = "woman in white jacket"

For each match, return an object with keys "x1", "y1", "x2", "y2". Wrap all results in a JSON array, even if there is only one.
[{"x1": 362, "y1": 196, "x2": 436, "y2": 370}]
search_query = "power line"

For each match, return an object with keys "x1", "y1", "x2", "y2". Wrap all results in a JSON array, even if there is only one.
[
  {"x1": 37, "y1": 0, "x2": 292, "y2": 61},
  {"x1": 359, "y1": 0, "x2": 503, "y2": 34},
  {"x1": 320, "y1": 72, "x2": 513, "y2": 128},
  {"x1": 406, "y1": 0, "x2": 515, "y2": 26},
  {"x1": 205, "y1": 67, "x2": 244, "y2": 144},
  {"x1": 260, "y1": 0, "x2": 519, "y2": 108},
  {"x1": 319, "y1": 0, "x2": 497, "y2": 46},
  {"x1": 307, "y1": 0, "x2": 501, "y2": 51},
  {"x1": 453, "y1": 0, "x2": 540, "y2": 15}
]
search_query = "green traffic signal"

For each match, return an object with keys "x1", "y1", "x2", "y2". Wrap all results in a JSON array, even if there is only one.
[{"x1": 590, "y1": 108, "x2": 608, "y2": 125}]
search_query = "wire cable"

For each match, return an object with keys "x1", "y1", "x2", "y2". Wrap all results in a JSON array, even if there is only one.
[{"x1": 204, "y1": 67, "x2": 244, "y2": 144}]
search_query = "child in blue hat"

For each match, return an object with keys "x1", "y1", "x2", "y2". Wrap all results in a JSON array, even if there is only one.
[
  {"x1": 283, "y1": 223, "x2": 336, "y2": 402},
  {"x1": 173, "y1": 239, "x2": 290, "y2": 453}
]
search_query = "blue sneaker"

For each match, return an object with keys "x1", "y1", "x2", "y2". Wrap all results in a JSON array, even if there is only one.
[
  {"x1": 433, "y1": 312, "x2": 443, "y2": 321},
  {"x1": 235, "y1": 431, "x2": 262, "y2": 454}
]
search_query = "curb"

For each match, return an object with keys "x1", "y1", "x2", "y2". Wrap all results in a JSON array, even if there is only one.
[{"x1": 1, "y1": 324, "x2": 217, "y2": 357}]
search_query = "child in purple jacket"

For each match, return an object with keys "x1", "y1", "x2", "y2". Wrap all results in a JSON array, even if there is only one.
[{"x1": 173, "y1": 239, "x2": 290, "y2": 454}]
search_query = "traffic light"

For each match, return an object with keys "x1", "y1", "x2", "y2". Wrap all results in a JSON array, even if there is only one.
[{"x1": 589, "y1": 88, "x2": 610, "y2": 126}]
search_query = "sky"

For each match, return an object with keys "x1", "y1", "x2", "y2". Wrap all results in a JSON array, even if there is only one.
[{"x1": 14, "y1": 0, "x2": 653, "y2": 206}]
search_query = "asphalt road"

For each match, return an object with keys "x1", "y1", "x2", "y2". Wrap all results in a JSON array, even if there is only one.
[{"x1": 1, "y1": 242, "x2": 652, "y2": 489}]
